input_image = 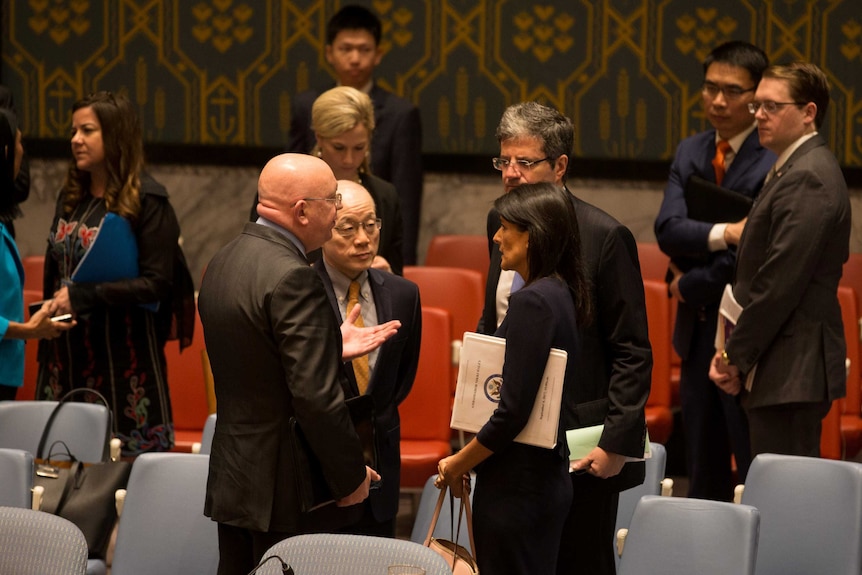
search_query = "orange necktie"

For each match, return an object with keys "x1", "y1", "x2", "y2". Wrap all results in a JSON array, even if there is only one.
[
  {"x1": 712, "y1": 139, "x2": 732, "y2": 185},
  {"x1": 347, "y1": 280, "x2": 370, "y2": 394}
]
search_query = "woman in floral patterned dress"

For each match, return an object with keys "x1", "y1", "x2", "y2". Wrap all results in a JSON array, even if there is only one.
[{"x1": 37, "y1": 91, "x2": 194, "y2": 456}]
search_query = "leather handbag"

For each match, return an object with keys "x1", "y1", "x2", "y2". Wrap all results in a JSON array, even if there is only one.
[
  {"x1": 424, "y1": 475, "x2": 479, "y2": 574},
  {"x1": 33, "y1": 388, "x2": 132, "y2": 560}
]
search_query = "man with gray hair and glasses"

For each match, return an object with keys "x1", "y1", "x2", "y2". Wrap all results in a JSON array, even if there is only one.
[{"x1": 477, "y1": 101, "x2": 652, "y2": 575}]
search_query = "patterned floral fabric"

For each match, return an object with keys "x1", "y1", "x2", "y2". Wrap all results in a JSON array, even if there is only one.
[{"x1": 36, "y1": 176, "x2": 184, "y2": 456}]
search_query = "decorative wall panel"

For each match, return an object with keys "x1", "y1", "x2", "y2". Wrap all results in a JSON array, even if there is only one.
[{"x1": 2, "y1": 0, "x2": 859, "y2": 165}]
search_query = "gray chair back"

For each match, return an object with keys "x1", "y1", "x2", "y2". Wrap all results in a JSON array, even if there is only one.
[
  {"x1": 613, "y1": 442, "x2": 667, "y2": 567},
  {"x1": 0, "y1": 400, "x2": 110, "y2": 462},
  {"x1": 0, "y1": 505, "x2": 88, "y2": 574},
  {"x1": 618, "y1": 495, "x2": 759, "y2": 575},
  {"x1": 0, "y1": 448, "x2": 34, "y2": 508},
  {"x1": 199, "y1": 413, "x2": 217, "y2": 455},
  {"x1": 111, "y1": 453, "x2": 218, "y2": 575},
  {"x1": 257, "y1": 533, "x2": 452, "y2": 575},
  {"x1": 409, "y1": 473, "x2": 475, "y2": 553},
  {"x1": 741, "y1": 453, "x2": 862, "y2": 575}
]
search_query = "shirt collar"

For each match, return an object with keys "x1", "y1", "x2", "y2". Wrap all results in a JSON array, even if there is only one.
[
  {"x1": 322, "y1": 257, "x2": 370, "y2": 302},
  {"x1": 255, "y1": 216, "x2": 307, "y2": 258},
  {"x1": 717, "y1": 122, "x2": 757, "y2": 155},
  {"x1": 773, "y1": 131, "x2": 818, "y2": 174},
  {"x1": 336, "y1": 79, "x2": 374, "y2": 95}
]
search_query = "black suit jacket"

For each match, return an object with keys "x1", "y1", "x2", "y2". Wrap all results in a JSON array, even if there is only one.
[
  {"x1": 199, "y1": 223, "x2": 366, "y2": 533},
  {"x1": 316, "y1": 264, "x2": 421, "y2": 522},
  {"x1": 480, "y1": 191, "x2": 651, "y2": 493},
  {"x1": 729, "y1": 135, "x2": 850, "y2": 410},
  {"x1": 288, "y1": 83, "x2": 423, "y2": 265}
]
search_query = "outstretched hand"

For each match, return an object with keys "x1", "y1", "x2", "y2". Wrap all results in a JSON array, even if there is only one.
[{"x1": 340, "y1": 304, "x2": 401, "y2": 361}]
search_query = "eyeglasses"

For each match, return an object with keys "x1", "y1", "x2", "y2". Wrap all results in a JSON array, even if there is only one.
[
  {"x1": 701, "y1": 82, "x2": 756, "y2": 100},
  {"x1": 333, "y1": 218, "x2": 382, "y2": 238},
  {"x1": 294, "y1": 193, "x2": 342, "y2": 209},
  {"x1": 747, "y1": 101, "x2": 805, "y2": 115},
  {"x1": 492, "y1": 157, "x2": 551, "y2": 171}
]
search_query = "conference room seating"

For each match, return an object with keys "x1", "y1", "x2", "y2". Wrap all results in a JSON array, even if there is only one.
[
  {"x1": 424, "y1": 234, "x2": 490, "y2": 286},
  {"x1": 255, "y1": 533, "x2": 452, "y2": 575},
  {"x1": 0, "y1": 448, "x2": 35, "y2": 509},
  {"x1": 0, "y1": 505, "x2": 89, "y2": 575},
  {"x1": 403, "y1": 266, "x2": 485, "y2": 397},
  {"x1": 642, "y1": 279, "x2": 673, "y2": 444},
  {"x1": 838, "y1": 286, "x2": 862, "y2": 458},
  {"x1": 613, "y1": 442, "x2": 672, "y2": 569},
  {"x1": 617, "y1": 495, "x2": 759, "y2": 575},
  {"x1": 399, "y1": 307, "x2": 453, "y2": 495},
  {"x1": 21, "y1": 255, "x2": 45, "y2": 293},
  {"x1": 738, "y1": 453, "x2": 862, "y2": 575},
  {"x1": 165, "y1": 310, "x2": 212, "y2": 452},
  {"x1": 112, "y1": 453, "x2": 218, "y2": 575}
]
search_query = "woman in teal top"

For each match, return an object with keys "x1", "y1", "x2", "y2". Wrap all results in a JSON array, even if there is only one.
[{"x1": 0, "y1": 108, "x2": 72, "y2": 400}]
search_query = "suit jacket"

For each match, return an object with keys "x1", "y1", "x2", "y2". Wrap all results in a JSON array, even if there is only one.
[
  {"x1": 0, "y1": 221, "x2": 25, "y2": 387},
  {"x1": 288, "y1": 83, "x2": 423, "y2": 265},
  {"x1": 315, "y1": 264, "x2": 421, "y2": 522},
  {"x1": 728, "y1": 135, "x2": 850, "y2": 409},
  {"x1": 479, "y1": 191, "x2": 651, "y2": 493},
  {"x1": 199, "y1": 223, "x2": 367, "y2": 533},
  {"x1": 655, "y1": 128, "x2": 775, "y2": 359}
]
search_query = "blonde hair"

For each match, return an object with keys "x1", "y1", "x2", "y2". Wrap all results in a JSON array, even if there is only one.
[{"x1": 311, "y1": 86, "x2": 375, "y2": 173}]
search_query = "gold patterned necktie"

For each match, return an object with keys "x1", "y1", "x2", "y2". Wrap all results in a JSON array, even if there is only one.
[
  {"x1": 347, "y1": 280, "x2": 370, "y2": 394},
  {"x1": 712, "y1": 139, "x2": 732, "y2": 185}
]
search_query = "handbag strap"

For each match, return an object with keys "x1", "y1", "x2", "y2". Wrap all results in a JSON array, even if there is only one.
[
  {"x1": 37, "y1": 388, "x2": 113, "y2": 462},
  {"x1": 423, "y1": 475, "x2": 478, "y2": 562}
]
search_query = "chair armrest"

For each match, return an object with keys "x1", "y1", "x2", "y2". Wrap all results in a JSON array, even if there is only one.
[
  {"x1": 116, "y1": 489, "x2": 127, "y2": 518},
  {"x1": 616, "y1": 528, "x2": 628, "y2": 557}
]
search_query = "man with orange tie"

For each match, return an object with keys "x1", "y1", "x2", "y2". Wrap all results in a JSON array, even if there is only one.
[
  {"x1": 654, "y1": 41, "x2": 775, "y2": 501},
  {"x1": 315, "y1": 179, "x2": 422, "y2": 537}
]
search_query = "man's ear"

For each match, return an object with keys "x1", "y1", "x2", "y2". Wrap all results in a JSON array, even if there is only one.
[
  {"x1": 802, "y1": 102, "x2": 817, "y2": 126},
  {"x1": 554, "y1": 154, "x2": 569, "y2": 185},
  {"x1": 324, "y1": 44, "x2": 335, "y2": 67},
  {"x1": 293, "y1": 200, "x2": 310, "y2": 226}
]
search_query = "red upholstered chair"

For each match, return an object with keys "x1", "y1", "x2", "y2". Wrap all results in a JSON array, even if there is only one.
[
  {"x1": 424, "y1": 235, "x2": 491, "y2": 287},
  {"x1": 165, "y1": 309, "x2": 212, "y2": 452},
  {"x1": 642, "y1": 279, "x2": 673, "y2": 444},
  {"x1": 21, "y1": 256, "x2": 44, "y2": 293},
  {"x1": 399, "y1": 306, "x2": 453, "y2": 492},
  {"x1": 838, "y1": 286, "x2": 862, "y2": 458},
  {"x1": 19, "y1": 290, "x2": 43, "y2": 401},
  {"x1": 403, "y1": 266, "x2": 484, "y2": 397},
  {"x1": 636, "y1": 243, "x2": 670, "y2": 282}
]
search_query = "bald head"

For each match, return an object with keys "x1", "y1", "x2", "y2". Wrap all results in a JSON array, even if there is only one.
[
  {"x1": 322, "y1": 180, "x2": 380, "y2": 279},
  {"x1": 257, "y1": 153, "x2": 339, "y2": 250}
]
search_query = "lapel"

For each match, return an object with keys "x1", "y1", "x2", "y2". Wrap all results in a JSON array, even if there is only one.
[
  {"x1": 367, "y1": 269, "x2": 392, "y2": 390},
  {"x1": 722, "y1": 130, "x2": 766, "y2": 197},
  {"x1": 315, "y1": 263, "x2": 360, "y2": 397}
]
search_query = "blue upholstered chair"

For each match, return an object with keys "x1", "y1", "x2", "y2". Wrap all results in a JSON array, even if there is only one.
[
  {"x1": 0, "y1": 505, "x2": 89, "y2": 574},
  {"x1": 111, "y1": 453, "x2": 218, "y2": 575},
  {"x1": 0, "y1": 447, "x2": 35, "y2": 508},
  {"x1": 255, "y1": 533, "x2": 452, "y2": 575},
  {"x1": 617, "y1": 495, "x2": 759, "y2": 575}
]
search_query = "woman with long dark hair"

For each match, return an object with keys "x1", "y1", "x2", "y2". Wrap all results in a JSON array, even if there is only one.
[{"x1": 437, "y1": 182, "x2": 590, "y2": 573}]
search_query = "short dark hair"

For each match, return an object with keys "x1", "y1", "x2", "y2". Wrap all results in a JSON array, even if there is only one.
[
  {"x1": 326, "y1": 5, "x2": 381, "y2": 46},
  {"x1": 494, "y1": 182, "x2": 590, "y2": 326},
  {"x1": 762, "y1": 62, "x2": 831, "y2": 129},
  {"x1": 703, "y1": 41, "x2": 770, "y2": 85}
]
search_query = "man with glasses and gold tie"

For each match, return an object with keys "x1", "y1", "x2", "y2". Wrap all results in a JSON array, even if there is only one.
[
  {"x1": 477, "y1": 101, "x2": 652, "y2": 575},
  {"x1": 315, "y1": 179, "x2": 422, "y2": 538},
  {"x1": 655, "y1": 41, "x2": 774, "y2": 503},
  {"x1": 710, "y1": 63, "x2": 850, "y2": 458}
]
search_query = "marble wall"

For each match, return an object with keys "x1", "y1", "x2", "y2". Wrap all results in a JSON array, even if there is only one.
[{"x1": 14, "y1": 159, "x2": 862, "y2": 289}]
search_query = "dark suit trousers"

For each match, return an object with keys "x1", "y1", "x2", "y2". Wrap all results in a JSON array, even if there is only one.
[
  {"x1": 473, "y1": 445, "x2": 572, "y2": 575},
  {"x1": 680, "y1": 311, "x2": 751, "y2": 500},
  {"x1": 216, "y1": 523, "x2": 295, "y2": 575},
  {"x1": 746, "y1": 401, "x2": 831, "y2": 458},
  {"x1": 556, "y1": 480, "x2": 619, "y2": 575}
]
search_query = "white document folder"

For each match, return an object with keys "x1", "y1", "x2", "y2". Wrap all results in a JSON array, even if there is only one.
[{"x1": 451, "y1": 332, "x2": 567, "y2": 449}]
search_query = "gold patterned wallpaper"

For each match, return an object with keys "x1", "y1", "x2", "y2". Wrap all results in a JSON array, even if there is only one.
[{"x1": 1, "y1": 0, "x2": 860, "y2": 166}]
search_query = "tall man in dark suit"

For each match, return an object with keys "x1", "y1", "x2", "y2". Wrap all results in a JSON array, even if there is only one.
[
  {"x1": 654, "y1": 41, "x2": 774, "y2": 501},
  {"x1": 478, "y1": 102, "x2": 652, "y2": 575},
  {"x1": 315, "y1": 180, "x2": 422, "y2": 537},
  {"x1": 199, "y1": 154, "x2": 400, "y2": 575},
  {"x1": 288, "y1": 5, "x2": 423, "y2": 265},
  {"x1": 710, "y1": 63, "x2": 850, "y2": 458}
]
